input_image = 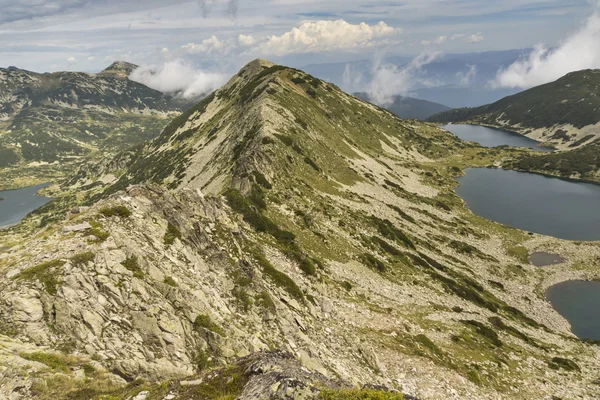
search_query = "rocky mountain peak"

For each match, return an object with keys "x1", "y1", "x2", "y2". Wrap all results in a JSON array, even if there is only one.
[{"x1": 98, "y1": 61, "x2": 139, "y2": 78}]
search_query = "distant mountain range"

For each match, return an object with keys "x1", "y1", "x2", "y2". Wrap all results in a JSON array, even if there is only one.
[
  {"x1": 428, "y1": 69, "x2": 600, "y2": 149},
  {"x1": 353, "y1": 92, "x2": 450, "y2": 120},
  {"x1": 301, "y1": 49, "x2": 528, "y2": 107},
  {"x1": 0, "y1": 62, "x2": 187, "y2": 170}
]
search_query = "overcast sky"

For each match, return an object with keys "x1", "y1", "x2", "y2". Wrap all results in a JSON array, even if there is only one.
[{"x1": 0, "y1": 0, "x2": 591, "y2": 74}]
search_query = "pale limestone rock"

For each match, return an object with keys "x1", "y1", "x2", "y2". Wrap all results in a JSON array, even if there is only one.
[
  {"x1": 12, "y1": 297, "x2": 43, "y2": 322},
  {"x1": 62, "y1": 222, "x2": 92, "y2": 233}
]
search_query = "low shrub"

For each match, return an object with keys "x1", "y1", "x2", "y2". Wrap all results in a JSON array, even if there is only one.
[
  {"x1": 461, "y1": 320, "x2": 502, "y2": 347},
  {"x1": 13, "y1": 260, "x2": 65, "y2": 295},
  {"x1": 548, "y1": 357, "x2": 580, "y2": 372},
  {"x1": 70, "y1": 252, "x2": 95, "y2": 268},
  {"x1": 193, "y1": 314, "x2": 225, "y2": 336},
  {"x1": 360, "y1": 253, "x2": 387, "y2": 273},
  {"x1": 122, "y1": 256, "x2": 144, "y2": 278},
  {"x1": 164, "y1": 222, "x2": 182, "y2": 246},
  {"x1": 320, "y1": 388, "x2": 404, "y2": 400},
  {"x1": 99, "y1": 205, "x2": 131, "y2": 218}
]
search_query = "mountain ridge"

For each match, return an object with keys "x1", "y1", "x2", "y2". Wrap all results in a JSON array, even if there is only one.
[
  {"x1": 0, "y1": 61, "x2": 190, "y2": 189},
  {"x1": 353, "y1": 92, "x2": 451, "y2": 120},
  {"x1": 428, "y1": 69, "x2": 600, "y2": 149},
  {"x1": 1, "y1": 59, "x2": 599, "y2": 399}
]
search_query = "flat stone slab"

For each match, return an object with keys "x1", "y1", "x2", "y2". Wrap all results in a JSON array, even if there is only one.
[{"x1": 62, "y1": 222, "x2": 92, "y2": 233}]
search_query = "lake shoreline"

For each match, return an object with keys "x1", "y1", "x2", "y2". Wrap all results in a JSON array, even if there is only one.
[{"x1": 0, "y1": 182, "x2": 54, "y2": 230}]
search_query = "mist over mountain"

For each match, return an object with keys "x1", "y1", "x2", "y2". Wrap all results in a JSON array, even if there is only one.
[{"x1": 302, "y1": 49, "x2": 528, "y2": 108}]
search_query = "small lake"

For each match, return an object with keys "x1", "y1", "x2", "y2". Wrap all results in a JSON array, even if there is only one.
[
  {"x1": 546, "y1": 281, "x2": 600, "y2": 340},
  {"x1": 442, "y1": 124, "x2": 553, "y2": 152},
  {"x1": 456, "y1": 169, "x2": 600, "y2": 241},
  {"x1": 0, "y1": 183, "x2": 53, "y2": 229}
]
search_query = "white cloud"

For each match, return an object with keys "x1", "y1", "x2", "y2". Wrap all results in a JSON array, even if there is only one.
[
  {"x1": 66, "y1": 56, "x2": 77, "y2": 63},
  {"x1": 493, "y1": 6, "x2": 600, "y2": 88},
  {"x1": 87, "y1": 56, "x2": 96, "y2": 61},
  {"x1": 457, "y1": 64, "x2": 478, "y2": 86},
  {"x1": 182, "y1": 35, "x2": 230, "y2": 54},
  {"x1": 367, "y1": 50, "x2": 441, "y2": 106},
  {"x1": 161, "y1": 47, "x2": 169, "y2": 53},
  {"x1": 257, "y1": 20, "x2": 401, "y2": 56},
  {"x1": 466, "y1": 33, "x2": 484, "y2": 43},
  {"x1": 129, "y1": 60, "x2": 228, "y2": 98},
  {"x1": 237, "y1": 34, "x2": 255, "y2": 47},
  {"x1": 422, "y1": 36, "x2": 447, "y2": 45}
]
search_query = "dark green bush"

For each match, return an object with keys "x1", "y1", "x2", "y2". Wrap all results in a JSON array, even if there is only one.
[
  {"x1": 548, "y1": 357, "x2": 580, "y2": 372},
  {"x1": 12, "y1": 260, "x2": 65, "y2": 295},
  {"x1": 70, "y1": 252, "x2": 95, "y2": 268},
  {"x1": 360, "y1": 253, "x2": 387, "y2": 272},
  {"x1": 122, "y1": 256, "x2": 144, "y2": 278},
  {"x1": 255, "y1": 253, "x2": 304, "y2": 301},
  {"x1": 193, "y1": 314, "x2": 225, "y2": 336},
  {"x1": 99, "y1": 205, "x2": 131, "y2": 218},
  {"x1": 164, "y1": 222, "x2": 182, "y2": 246},
  {"x1": 461, "y1": 320, "x2": 502, "y2": 347}
]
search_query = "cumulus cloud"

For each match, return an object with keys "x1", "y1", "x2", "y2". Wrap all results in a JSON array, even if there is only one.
[
  {"x1": 67, "y1": 56, "x2": 77, "y2": 63},
  {"x1": 466, "y1": 33, "x2": 484, "y2": 43},
  {"x1": 129, "y1": 60, "x2": 228, "y2": 99},
  {"x1": 367, "y1": 51, "x2": 441, "y2": 106},
  {"x1": 493, "y1": 5, "x2": 600, "y2": 88},
  {"x1": 237, "y1": 34, "x2": 255, "y2": 47},
  {"x1": 422, "y1": 36, "x2": 447, "y2": 45},
  {"x1": 182, "y1": 35, "x2": 230, "y2": 54},
  {"x1": 257, "y1": 20, "x2": 401, "y2": 56}
]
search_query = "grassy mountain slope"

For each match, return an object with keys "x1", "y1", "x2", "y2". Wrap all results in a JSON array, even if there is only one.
[
  {"x1": 1, "y1": 59, "x2": 599, "y2": 400},
  {"x1": 0, "y1": 62, "x2": 187, "y2": 188},
  {"x1": 428, "y1": 69, "x2": 600, "y2": 149},
  {"x1": 353, "y1": 92, "x2": 451, "y2": 120}
]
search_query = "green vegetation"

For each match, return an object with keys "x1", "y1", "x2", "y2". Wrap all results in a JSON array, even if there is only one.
[
  {"x1": 164, "y1": 222, "x2": 182, "y2": 246},
  {"x1": 255, "y1": 252, "x2": 304, "y2": 301},
  {"x1": 163, "y1": 276, "x2": 178, "y2": 287},
  {"x1": 461, "y1": 320, "x2": 503, "y2": 347},
  {"x1": 256, "y1": 290, "x2": 276, "y2": 311},
  {"x1": 21, "y1": 352, "x2": 70, "y2": 373},
  {"x1": 548, "y1": 357, "x2": 581, "y2": 372},
  {"x1": 320, "y1": 388, "x2": 404, "y2": 400},
  {"x1": 371, "y1": 217, "x2": 415, "y2": 249},
  {"x1": 70, "y1": 252, "x2": 95, "y2": 268},
  {"x1": 193, "y1": 314, "x2": 225, "y2": 336},
  {"x1": 13, "y1": 259, "x2": 65, "y2": 295},
  {"x1": 507, "y1": 143, "x2": 600, "y2": 182},
  {"x1": 488, "y1": 316, "x2": 538, "y2": 347},
  {"x1": 507, "y1": 246, "x2": 529, "y2": 264},
  {"x1": 415, "y1": 334, "x2": 443, "y2": 358},
  {"x1": 428, "y1": 69, "x2": 600, "y2": 131},
  {"x1": 360, "y1": 253, "x2": 387, "y2": 273},
  {"x1": 225, "y1": 189, "x2": 318, "y2": 276},
  {"x1": 185, "y1": 365, "x2": 248, "y2": 399},
  {"x1": 121, "y1": 256, "x2": 144, "y2": 278},
  {"x1": 85, "y1": 220, "x2": 110, "y2": 242},
  {"x1": 99, "y1": 205, "x2": 132, "y2": 218},
  {"x1": 252, "y1": 170, "x2": 273, "y2": 189}
]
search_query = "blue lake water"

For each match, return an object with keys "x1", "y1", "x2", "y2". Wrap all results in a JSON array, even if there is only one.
[
  {"x1": 546, "y1": 281, "x2": 600, "y2": 340},
  {"x1": 0, "y1": 183, "x2": 53, "y2": 229},
  {"x1": 442, "y1": 124, "x2": 553, "y2": 152},
  {"x1": 456, "y1": 168, "x2": 600, "y2": 241}
]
